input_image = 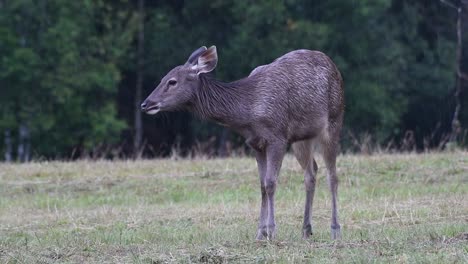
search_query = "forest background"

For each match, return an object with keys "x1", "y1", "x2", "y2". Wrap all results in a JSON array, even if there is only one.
[{"x1": 1, "y1": 0, "x2": 467, "y2": 160}]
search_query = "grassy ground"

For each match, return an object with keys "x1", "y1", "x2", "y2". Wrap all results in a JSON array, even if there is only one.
[{"x1": 0, "y1": 152, "x2": 467, "y2": 263}]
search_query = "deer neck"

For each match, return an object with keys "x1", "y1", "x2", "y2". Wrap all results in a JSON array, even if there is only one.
[{"x1": 191, "y1": 74, "x2": 254, "y2": 128}]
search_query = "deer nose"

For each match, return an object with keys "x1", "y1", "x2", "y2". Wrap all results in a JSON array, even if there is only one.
[{"x1": 140, "y1": 101, "x2": 148, "y2": 111}]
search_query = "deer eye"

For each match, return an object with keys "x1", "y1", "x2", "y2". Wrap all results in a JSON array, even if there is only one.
[{"x1": 168, "y1": 79, "x2": 177, "y2": 86}]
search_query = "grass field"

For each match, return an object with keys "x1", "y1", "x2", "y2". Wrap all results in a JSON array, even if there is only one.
[{"x1": 0, "y1": 152, "x2": 467, "y2": 263}]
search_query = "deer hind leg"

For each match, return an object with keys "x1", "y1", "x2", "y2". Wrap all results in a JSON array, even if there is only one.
[
  {"x1": 323, "y1": 140, "x2": 341, "y2": 240},
  {"x1": 255, "y1": 151, "x2": 268, "y2": 240},
  {"x1": 292, "y1": 140, "x2": 318, "y2": 239}
]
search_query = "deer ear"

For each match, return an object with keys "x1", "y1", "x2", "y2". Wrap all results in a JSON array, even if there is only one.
[
  {"x1": 196, "y1": 46, "x2": 218, "y2": 75},
  {"x1": 187, "y1": 46, "x2": 207, "y2": 64}
]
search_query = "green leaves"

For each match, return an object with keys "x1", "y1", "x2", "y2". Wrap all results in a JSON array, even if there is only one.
[
  {"x1": 0, "y1": 0, "x2": 463, "y2": 158},
  {"x1": 0, "y1": 0, "x2": 134, "y2": 157}
]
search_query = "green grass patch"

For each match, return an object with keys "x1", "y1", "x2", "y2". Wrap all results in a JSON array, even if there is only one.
[{"x1": 0, "y1": 152, "x2": 467, "y2": 263}]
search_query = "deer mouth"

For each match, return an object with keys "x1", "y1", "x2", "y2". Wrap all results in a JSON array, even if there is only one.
[
  {"x1": 141, "y1": 102, "x2": 161, "y2": 115},
  {"x1": 145, "y1": 104, "x2": 161, "y2": 115}
]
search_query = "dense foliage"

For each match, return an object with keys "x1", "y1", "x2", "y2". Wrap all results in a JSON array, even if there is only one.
[{"x1": 0, "y1": 0, "x2": 466, "y2": 159}]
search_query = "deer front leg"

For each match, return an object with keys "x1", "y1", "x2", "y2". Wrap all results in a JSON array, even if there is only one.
[
  {"x1": 264, "y1": 142, "x2": 287, "y2": 240},
  {"x1": 302, "y1": 159, "x2": 317, "y2": 239},
  {"x1": 255, "y1": 151, "x2": 268, "y2": 240}
]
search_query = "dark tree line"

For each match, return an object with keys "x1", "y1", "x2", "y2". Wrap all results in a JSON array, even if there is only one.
[{"x1": 0, "y1": 0, "x2": 467, "y2": 160}]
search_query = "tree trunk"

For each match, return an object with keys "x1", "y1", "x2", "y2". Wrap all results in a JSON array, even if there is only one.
[
  {"x1": 17, "y1": 123, "x2": 30, "y2": 162},
  {"x1": 4, "y1": 130, "x2": 12, "y2": 162},
  {"x1": 451, "y1": 6, "x2": 463, "y2": 142},
  {"x1": 134, "y1": 0, "x2": 145, "y2": 157},
  {"x1": 217, "y1": 128, "x2": 229, "y2": 157}
]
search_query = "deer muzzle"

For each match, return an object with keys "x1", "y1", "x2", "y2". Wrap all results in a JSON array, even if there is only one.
[{"x1": 141, "y1": 101, "x2": 161, "y2": 115}]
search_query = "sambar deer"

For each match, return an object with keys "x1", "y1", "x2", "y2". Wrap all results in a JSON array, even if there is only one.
[{"x1": 141, "y1": 46, "x2": 344, "y2": 240}]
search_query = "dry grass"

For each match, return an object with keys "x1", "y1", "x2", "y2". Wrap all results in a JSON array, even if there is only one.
[{"x1": 0, "y1": 152, "x2": 467, "y2": 263}]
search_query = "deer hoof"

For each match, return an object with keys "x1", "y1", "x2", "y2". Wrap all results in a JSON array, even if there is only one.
[
  {"x1": 255, "y1": 228, "x2": 267, "y2": 240},
  {"x1": 302, "y1": 226, "x2": 313, "y2": 239},
  {"x1": 331, "y1": 227, "x2": 341, "y2": 240},
  {"x1": 266, "y1": 225, "x2": 276, "y2": 240}
]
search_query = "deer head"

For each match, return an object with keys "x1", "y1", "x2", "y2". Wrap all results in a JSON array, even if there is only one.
[{"x1": 141, "y1": 46, "x2": 218, "y2": 114}]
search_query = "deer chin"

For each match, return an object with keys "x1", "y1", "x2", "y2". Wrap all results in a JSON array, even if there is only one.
[{"x1": 146, "y1": 108, "x2": 161, "y2": 115}]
